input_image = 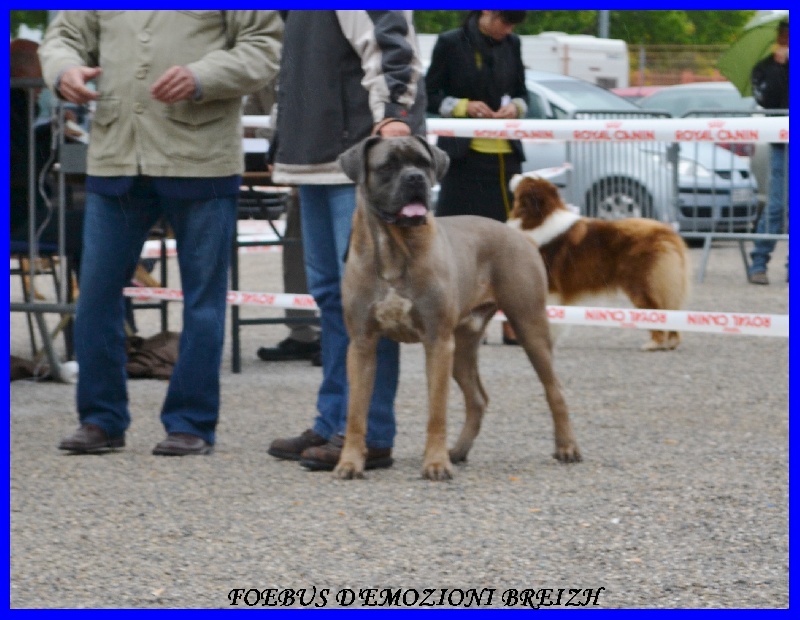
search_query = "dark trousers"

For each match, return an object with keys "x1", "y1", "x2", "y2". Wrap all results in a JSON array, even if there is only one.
[{"x1": 435, "y1": 150, "x2": 522, "y2": 223}]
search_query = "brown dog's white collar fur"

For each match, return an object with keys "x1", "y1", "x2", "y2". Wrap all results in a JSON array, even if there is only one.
[{"x1": 507, "y1": 210, "x2": 580, "y2": 247}]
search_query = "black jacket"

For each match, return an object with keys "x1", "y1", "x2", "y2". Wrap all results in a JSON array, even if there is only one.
[
  {"x1": 751, "y1": 55, "x2": 789, "y2": 110},
  {"x1": 425, "y1": 15, "x2": 527, "y2": 161}
]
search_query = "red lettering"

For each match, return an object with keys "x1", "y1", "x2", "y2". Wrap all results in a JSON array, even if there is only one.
[
  {"x1": 717, "y1": 129, "x2": 758, "y2": 141},
  {"x1": 733, "y1": 315, "x2": 770, "y2": 328},
  {"x1": 614, "y1": 130, "x2": 655, "y2": 141}
]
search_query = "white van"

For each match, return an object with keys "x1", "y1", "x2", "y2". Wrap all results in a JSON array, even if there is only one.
[{"x1": 417, "y1": 32, "x2": 629, "y2": 90}]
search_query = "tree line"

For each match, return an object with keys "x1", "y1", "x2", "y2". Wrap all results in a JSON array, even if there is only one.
[
  {"x1": 417, "y1": 10, "x2": 755, "y2": 45},
  {"x1": 12, "y1": 10, "x2": 756, "y2": 46}
]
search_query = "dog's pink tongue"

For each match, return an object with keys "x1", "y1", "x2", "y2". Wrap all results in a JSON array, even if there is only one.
[{"x1": 400, "y1": 203, "x2": 427, "y2": 217}]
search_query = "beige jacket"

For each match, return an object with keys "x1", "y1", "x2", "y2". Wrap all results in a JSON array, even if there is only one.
[{"x1": 39, "y1": 10, "x2": 283, "y2": 177}]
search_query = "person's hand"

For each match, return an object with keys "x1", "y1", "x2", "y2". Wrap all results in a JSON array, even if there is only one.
[
  {"x1": 373, "y1": 119, "x2": 411, "y2": 137},
  {"x1": 150, "y1": 66, "x2": 197, "y2": 104},
  {"x1": 774, "y1": 45, "x2": 789, "y2": 64},
  {"x1": 493, "y1": 103, "x2": 519, "y2": 119},
  {"x1": 467, "y1": 100, "x2": 494, "y2": 119},
  {"x1": 58, "y1": 66, "x2": 101, "y2": 105}
]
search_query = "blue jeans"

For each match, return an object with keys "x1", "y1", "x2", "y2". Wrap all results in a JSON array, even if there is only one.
[
  {"x1": 75, "y1": 179, "x2": 237, "y2": 444},
  {"x1": 750, "y1": 145, "x2": 789, "y2": 275},
  {"x1": 298, "y1": 185, "x2": 398, "y2": 449}
]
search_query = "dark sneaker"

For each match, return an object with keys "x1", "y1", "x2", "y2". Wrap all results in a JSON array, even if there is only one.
[
  {"x1": 257, "y1": 337, "x2": 321, "y2": 362},
  {"x1": 299, "y1": 434, "x2": 393, "y2": 472},
  {"x1": 311, "y1": 350, "x2": 322, "y2": 367},
  {"x1": 268, "y1": 428, "x2": 327, "y2": 460},
  {"x1": 748, "y1": 271, "x2": 769, "y2": 285}
]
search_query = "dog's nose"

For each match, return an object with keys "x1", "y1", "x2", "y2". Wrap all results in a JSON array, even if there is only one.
[{"x1": 402, "y1": 170, "x2": 427, "y2": 189}]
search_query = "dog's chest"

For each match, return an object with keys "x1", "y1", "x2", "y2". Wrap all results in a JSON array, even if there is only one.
[{"x1": 372, "y1": 287, "x2": 420, "y2": 343}]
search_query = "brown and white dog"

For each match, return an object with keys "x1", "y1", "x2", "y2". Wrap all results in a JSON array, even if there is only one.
[{"x1": 508, "y1": 176, "x2": 690, "y2": 351}]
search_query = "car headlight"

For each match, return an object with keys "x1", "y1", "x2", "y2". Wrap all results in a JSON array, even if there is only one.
[{"x1": 677, "y1": 157, "x2": 713, "y2": 179}]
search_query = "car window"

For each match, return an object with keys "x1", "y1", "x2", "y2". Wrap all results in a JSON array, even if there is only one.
[
  {"x1": 535, "y1": 79, "x2": 638, "y2": 111},
  {"x1": 639, "y1": 89, "x2": 755, "y2": 117},
  {"x1": 525, "y1": 91, "x2": 548, "y2": 119}
]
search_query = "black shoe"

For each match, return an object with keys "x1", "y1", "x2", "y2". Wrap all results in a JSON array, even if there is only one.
[
  {"x1": 257, "y1": 337, "x2": 321, "y2": 362},
  {"x1": 311, "y1": 350, "x2": 322, "y2": 367}
]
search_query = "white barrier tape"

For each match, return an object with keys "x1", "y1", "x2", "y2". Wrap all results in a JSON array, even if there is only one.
[
  {"x1": 243, "y1": 115, "x2": 789, "y2": 143},
  {"x1": 122, "y1": 287, "x2": 788, "y2": 338},
  {"x1": 140, "y1": 220, "x2": 287, "y2": 258},
  {"x1": 426, "y1": 116, "x2": 789, "y2": 144}
]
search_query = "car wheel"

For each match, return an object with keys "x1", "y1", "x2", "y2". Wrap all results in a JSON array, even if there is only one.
[{"x1": 587, "y1": 178, "x2": 653, "y2": 220}]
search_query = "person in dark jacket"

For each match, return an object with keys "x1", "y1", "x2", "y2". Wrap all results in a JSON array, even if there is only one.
[
  {"x1": 748, "y1": 19, "x2": 789, "y2": 285},
  {"x1": 267, "y1": 11, "x2": 427, "y2": 471},
  {"x1": 426, "y1": 10, "x2": 527, "y2": 223},
  {"x1": 425, "y1": 10, "x2": 527, "y2": 344}
]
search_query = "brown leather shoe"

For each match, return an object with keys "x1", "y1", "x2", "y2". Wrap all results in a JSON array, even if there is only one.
[
  {"x1": 58, "y1": 424, "x2": 125, "y2": 453},
  {"x1": 152, "y1": 433, "x2": 212, "y2": 456},
  {"x1": 299, "y1": 434, "x2": 393, "y2": 472},
  {"x1": 268, "y1": 428, "x2": 327, "y2": 460}
]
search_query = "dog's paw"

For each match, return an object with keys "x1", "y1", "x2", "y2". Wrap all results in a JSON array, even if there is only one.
[
  {"x1": 334, "y1": 461, "x2": 365, "y2": 480},
  {"x1": 448, "y1": 447, "x2": 469, "y2": 464},
  {"x1": 422, "y1": 460, "x2": 454, "y2": 481},
  {"x1": 641, "y1": 339, "x2": 679, "y2": 352},
  {"x1": 553, "y1": 444, "x2": 582, "y2": 463}
]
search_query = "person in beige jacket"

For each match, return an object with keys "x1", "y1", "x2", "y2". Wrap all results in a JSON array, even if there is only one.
[{"x1": 38, "y1": 10, "x2": 282, "y2": 456}]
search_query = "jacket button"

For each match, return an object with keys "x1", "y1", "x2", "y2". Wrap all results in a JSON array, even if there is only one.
[
  {"x1": 139, "y1": 31, "x2": 151, "y2": 43},
  {"x1": 134, "y1": 103, "x2": 144, "y2": 114},
  {"x1": 136, "y1": 68, "x2": 147, "y2": 79}
]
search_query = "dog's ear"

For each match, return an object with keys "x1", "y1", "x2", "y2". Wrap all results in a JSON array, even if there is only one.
[
  {"x1": 414, "y1": 135, "x2": 450, "y2": 181},
  {"x1": 338, "y1": 136, "x2": 382, "y2": 184}
]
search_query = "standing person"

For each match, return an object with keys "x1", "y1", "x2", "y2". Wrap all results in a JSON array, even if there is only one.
[
  {"x1": 39, "y1": 10, "x2": 282, "y2": 455},
  {"x1": 426, "y1": 10, "x2": 527, "y2": 345},
  {"x1": 425, "y1": 10, "x2": 528, "y2": 224},
  {"x1": 244, "y1": 85, "x2": 322, "y2": 365},
  {"x1": 748, "y1": 18, "x2": 789, "y2": 285},
  {"x1": 267, "y1": 10, "x2": 427, "y2": 471}
]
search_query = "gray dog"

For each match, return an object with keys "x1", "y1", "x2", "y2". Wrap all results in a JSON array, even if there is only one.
[{"x1": 335, "y1": 135, "x2": 581, "y2": 480}]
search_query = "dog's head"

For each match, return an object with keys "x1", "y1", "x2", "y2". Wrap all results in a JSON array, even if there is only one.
[
  {"x1": 338, "y1": 135, "x2": 450, "y2": 226},
  {"x1": 510, "y1": 176, "x2": 567, "y2": 230}
]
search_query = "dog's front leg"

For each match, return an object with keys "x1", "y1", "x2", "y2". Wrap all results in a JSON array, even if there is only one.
[
  {"x1": 335, "y1": 336, "x2": 379, "y2": 479},
  {"x1": 422, "y1": 336, "x2": 455, "y2": 481}
]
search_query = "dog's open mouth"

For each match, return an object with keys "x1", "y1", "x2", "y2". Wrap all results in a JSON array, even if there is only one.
[{"x1": 382, "y1": 202, "x2": 429, "y2": 227}]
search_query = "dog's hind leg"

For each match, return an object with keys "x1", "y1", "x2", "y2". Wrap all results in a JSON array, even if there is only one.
[
  {"x1": 510, "y1": 313, "x2": 582, "y2": 463},
  {"x1": 449, "y1": 324, "x2": 491, "y2": 465}
]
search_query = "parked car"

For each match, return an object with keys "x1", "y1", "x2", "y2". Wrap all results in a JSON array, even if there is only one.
[
  {"x1": 637, "y1": 81, "x2": 758, "y2": 155},
  {"x1": 636, "y1": 81, "x2": 761, "y2": 231},
  {"x1": 521, "y1": 71, "x2": 758, "y2": 232},
  {"x1": 610, "y1": 85, "x2": 664, "y2": 104}
]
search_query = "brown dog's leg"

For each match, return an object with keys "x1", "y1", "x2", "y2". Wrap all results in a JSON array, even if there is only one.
[
  {"x1": 512, "y1": 315, "x2": 582, "y2": 463},
  {"x1": 421, "y1": 336, "x2": 455, "y2": 480},
  {"x1": 335, "y1": 336, "x2": 379, "y2": 479},
  {"x1": 449, "y1": 325, "x2": 490, "y2": 464}
]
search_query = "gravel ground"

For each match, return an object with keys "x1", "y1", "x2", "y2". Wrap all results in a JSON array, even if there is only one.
[{"x1": 9, "y1": 239, "x2": 789, "y2": 609}]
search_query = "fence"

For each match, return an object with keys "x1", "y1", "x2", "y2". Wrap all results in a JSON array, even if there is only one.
[
  {"x1": 426, "y1": 115, "x2": 789, "y2": 282},
  {"x1": 628, "y1": 44, "x2": 730, "y2": 86}
]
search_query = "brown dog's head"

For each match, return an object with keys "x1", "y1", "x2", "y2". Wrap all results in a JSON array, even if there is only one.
[
  {"x1": 510, "y1": 176, "x2": 567, "y2": 230},
  {"x1": 338, "y1": 135, "x2": 449, "y2": 226}
]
